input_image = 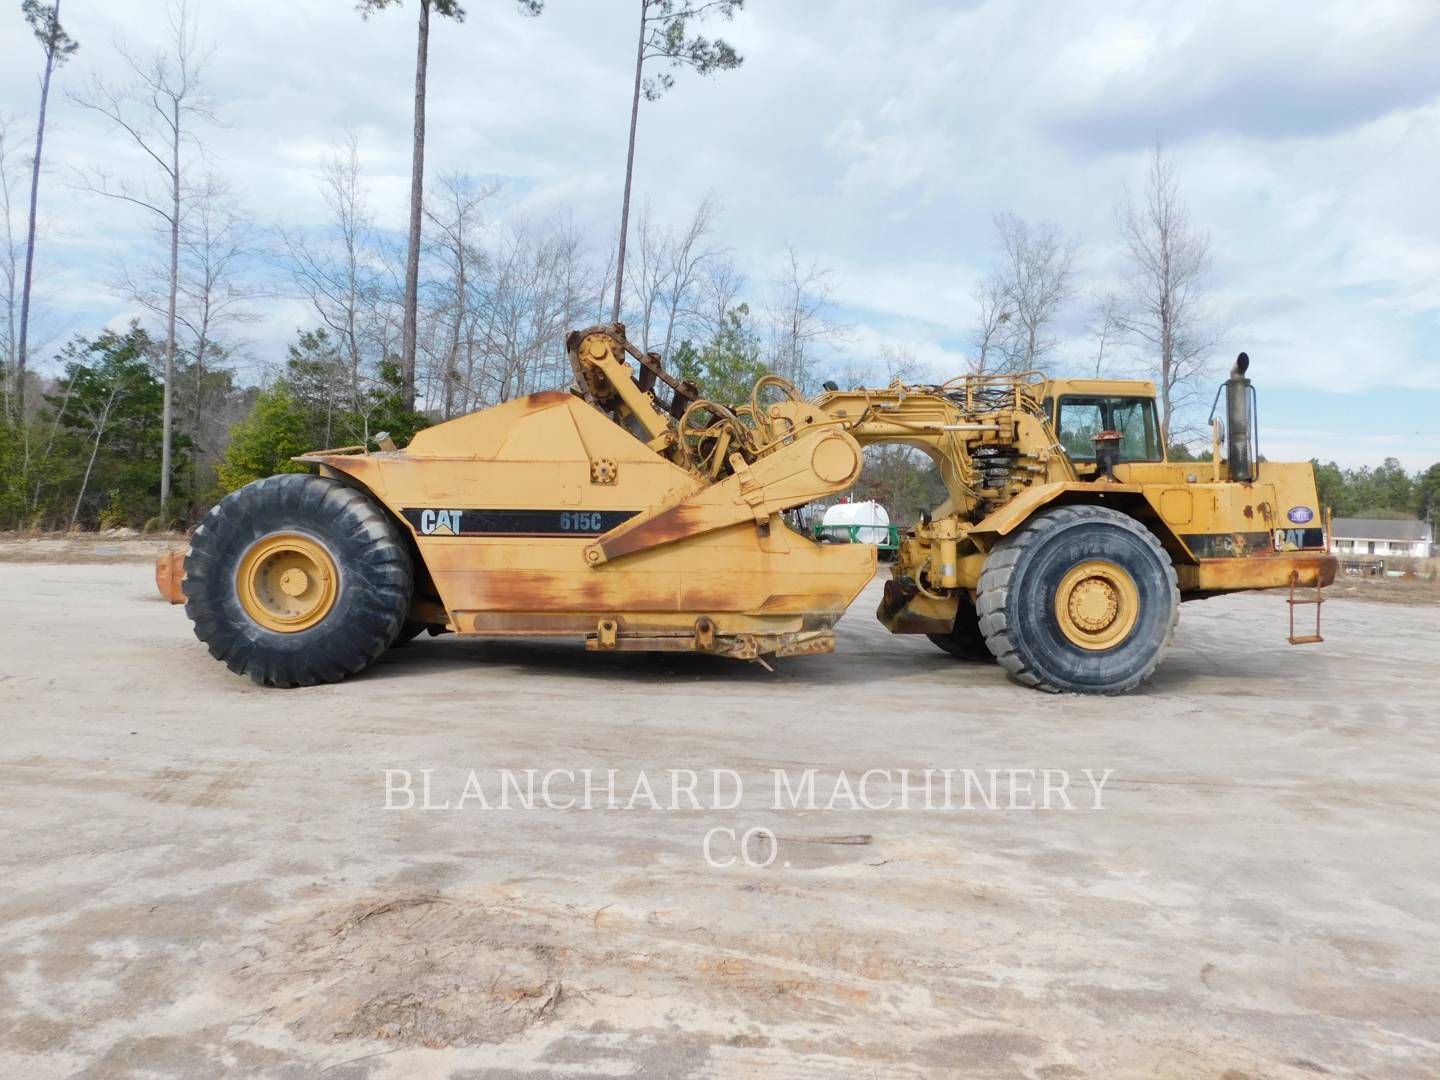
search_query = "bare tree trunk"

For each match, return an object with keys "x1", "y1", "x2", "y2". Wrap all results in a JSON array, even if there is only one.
[
  {"x1": 17, "y1": 0, "x2": 64, "y2": 420},
  {"x1": 161, "y1": 98, "x2": 180, "y2": 522},
  {"x1": 29, "y1": 375, "x2": 71, "y2": 512},
  {"x1": 0, "y1": 124, "x2": 22, "y2": 424},
  {"x1": 445, "y1": 241, "x2": 465, "y2": 420},
  {"x1": 1159, "y1": 297, "x2": 1172, "y2": 442},
  {"x1": 659, "y1": 197, "x2": 715, "y2": 361},
  {"x1": 401, "y1": 0, "x2": 430, "y2": 409},
  {"x1": 71, "y1": 388, "x2": 118, "y2": 530},
  {"x1": 191, "y1": 330, "x2": 207, "y2": 474},
  {"x1": 610, "y1": 0, "x2": 647, "y2": 324},
  {"x1": 1089, "y1": 293, "x2": 1121, "y2": 378},
  {"x1": 69, "y1": 1, "x2": 212, "y2": 514},
  {"x1": 1116, "y1": 142, "x2": 1213, "y2": 447}
]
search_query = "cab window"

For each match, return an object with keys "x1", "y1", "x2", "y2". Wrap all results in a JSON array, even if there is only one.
[{"x1": 1056, "y1": 396, "x2": 1161, "y2": 462}]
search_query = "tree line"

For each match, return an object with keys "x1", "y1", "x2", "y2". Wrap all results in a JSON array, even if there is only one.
[
  {"x1": 1313, "y1": 459, "x2": 1440, "y2": 524},
  {"x1": 0, "y1": 0, "x2": 756, "y2": 529},
  {"x1": 2, "y1": 1, "x2": 1429, "y2": 536}
]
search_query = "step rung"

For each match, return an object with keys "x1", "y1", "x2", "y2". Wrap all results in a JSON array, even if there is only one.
[{"x1": 1288, "y1": 634, "x2": 1324, "y2": 645}]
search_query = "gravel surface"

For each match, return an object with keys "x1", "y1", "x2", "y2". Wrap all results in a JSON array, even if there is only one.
[{"x1": 1, "y1": 557, "x2": 1437, "y2": 1079}]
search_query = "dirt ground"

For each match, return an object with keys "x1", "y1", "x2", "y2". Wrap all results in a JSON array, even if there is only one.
[
  {"x1": 0, "y1": 534, "x2": 184, "y2": 564},
  {"x1": 2, "y1": 543, "x2": 1438, "y2": 1079}
]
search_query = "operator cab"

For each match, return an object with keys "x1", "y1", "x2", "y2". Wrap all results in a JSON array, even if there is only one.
[{"x1": 1041, "y1": 379, "x2": 1164, "y2": 468}]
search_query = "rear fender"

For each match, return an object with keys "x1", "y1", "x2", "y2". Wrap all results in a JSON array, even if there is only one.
[{"x1": 298, "y1": 455, "x2": 445, "y2": 624}]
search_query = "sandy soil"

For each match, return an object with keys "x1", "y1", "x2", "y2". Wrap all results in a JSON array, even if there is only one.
[
  {"x1": 1, "y1": 556, "x2": 1438, "y2": 1078},
  {"x1": 0, "y1": 535, "x2": 183, "y2": 565}
]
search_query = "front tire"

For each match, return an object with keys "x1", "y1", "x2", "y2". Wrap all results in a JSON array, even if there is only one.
[
  {"x1": 183, "y1": 474, "x2": 413, "y2": 687},
  {"x1": 976, "y1": 505, "x2": 1178, "y2": 694}
]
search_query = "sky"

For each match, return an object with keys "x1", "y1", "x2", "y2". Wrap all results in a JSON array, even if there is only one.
[{"x1": 2, "y1": 0, "x2": 1439, "y2": 469}]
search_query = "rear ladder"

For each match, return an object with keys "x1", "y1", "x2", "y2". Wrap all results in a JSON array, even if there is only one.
[{"x1": 1287, "y1": 570, "x2": 1325, "y2": 645}]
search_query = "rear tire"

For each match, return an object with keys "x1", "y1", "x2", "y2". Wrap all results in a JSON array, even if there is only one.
[
  {"x1": 183, "y1": 474, "x2": 413, "y2": 687},
  {"x1": 976, "y1": 505, "x2": 1178, "y2": 694},
  {"x1": 927, "y1": 594, "x2": 992, "y2": 661}
]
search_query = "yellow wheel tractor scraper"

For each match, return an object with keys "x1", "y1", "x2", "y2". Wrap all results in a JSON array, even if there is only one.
[{"x1": 156, "y1": 327, "x2": 1336, "y2": 694}]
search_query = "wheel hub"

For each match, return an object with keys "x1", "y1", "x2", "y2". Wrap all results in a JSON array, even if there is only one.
[
  {"x1": 1055, "y1": 559, "x2": 1139, "y2": 650},
  {"x1": 279, "y1": 568, "x2": 310, "y2": 597},
  {"x1": 236, "y1": 533, "x2": 339, "y2": 633},
  {"x1": 1068, "y1": 577, "x2": 1119, "y2": 631}
]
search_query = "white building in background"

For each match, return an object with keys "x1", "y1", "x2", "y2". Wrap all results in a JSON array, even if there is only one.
[{"x1": 1329, "y1": 518, "x2": 1434, "y2": 558}]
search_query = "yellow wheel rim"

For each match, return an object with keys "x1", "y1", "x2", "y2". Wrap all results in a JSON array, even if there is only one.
[
  {"x1": 1054, "y1": 559, "x2": 1140, "y2": 651},
  {"x1": 236, "y1": 533, "x2": 339, "y2": 633}
]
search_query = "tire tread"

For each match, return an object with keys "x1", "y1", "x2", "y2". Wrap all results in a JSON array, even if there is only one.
[
  {"x1": 183, "y1": 473, "x2": 413, "y2": 688},
  {"x1": 976, "y1": 504, "x2": 1179, "y2": 694}
]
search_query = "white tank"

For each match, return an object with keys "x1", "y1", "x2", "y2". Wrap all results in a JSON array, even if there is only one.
[{"x1": 820, "y1": 500, "x2": 891, "y2": 545}]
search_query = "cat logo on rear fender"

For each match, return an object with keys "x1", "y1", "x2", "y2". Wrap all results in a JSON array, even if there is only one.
[{"x1": 419, "y1": 509, "x2": 462, "y2": 535}]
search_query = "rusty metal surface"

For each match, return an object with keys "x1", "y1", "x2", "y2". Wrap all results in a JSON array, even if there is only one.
[
  {"x1": 1180, "y1": 552, "x2": 1338, "y2": 594},
  {"x1": 582, "y1": 625, "x2": 835, "y2": 662},
  {"x1": 876, "y1": 578, "x2": 958, "y2": 635},
  {"x1": 587, "y1": 431, "x2": 862, "y2": 566},
  {"x1": 567, "y1": 325, "x2": 700, "y2": 436},
  {"x1": 1180, "y1": 531, "x2": 1274, "y2": 559},
  {"x1": 154, "y1": 548, "x2": 187, "y2": 604},
  {"x1": 592, "y1": 503, "x2": 708, "y2": 563}
]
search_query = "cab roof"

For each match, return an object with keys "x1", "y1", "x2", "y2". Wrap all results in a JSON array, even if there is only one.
[{"x1": 1042, "y1": 377, "x2": 1158, "y2": 399}]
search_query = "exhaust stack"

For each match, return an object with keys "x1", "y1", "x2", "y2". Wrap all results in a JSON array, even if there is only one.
[{"x1": 1224, "y1": 351, "x2": 1256, "y2": 483}]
